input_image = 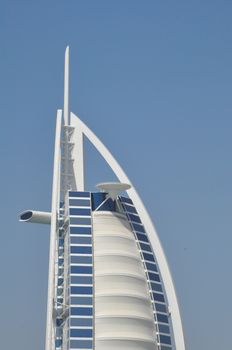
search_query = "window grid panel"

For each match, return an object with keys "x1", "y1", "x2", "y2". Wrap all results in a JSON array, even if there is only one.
[
  {"x1": 70, "y1": 218, "x2": 92, "y2": 225},
  {"x1": 70, "y1": 237, "x2": 92, "y2": 244},
  {"x1": 70, "y1": 227, "x2": 92, "y2": 235},
  {"x1": 69, "y1": 207, "x2": 91, "y2": 214},
  {"x1": 67, "y1": 191, "x2": 94, "y2": 350},
  {"x1": 70, "y1": 256, "x2": 93, "y2": 264},
  {"x1": 70, "y1": 318, "x2": 93, "y2": 327},
  {"x1": 69, "y1": 339, "x2": 93, "y2": 348},
  {"x1": 70, "y1": 297, "x2": 93, "y2": 305},
  {"x1": 120, "y1": 196, "x2": 173, "y2": 350}
]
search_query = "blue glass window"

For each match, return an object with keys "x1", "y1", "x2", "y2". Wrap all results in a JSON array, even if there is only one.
[
  {"x1": 70, "y1": 236, "x2": 92, "y2": 245},
  {"x1": 155, "y1": 303, "x2": 167, "y2": 313},
  {"x1": 128, "y1": 213, "x2": 141, "y2": 223},
  {"x1": 70, "y1": 318, "x2": 93, "y2": 327},
  {"x1": 69, "y1": 217, "x2": 92, "y2": 225},
  {"x1": 132, "y1": 223, "x2": 145, "y2": 233},
  {"x1": 58, "y1": 268, "x2": 63, "y2": 275},
  {"x1": 56, "y1": 318, "x2": 63, "y2": 327},
  {"x1": 71, "y1": 276, "x2": 92, "y2": 285},
  {"x1": 153, "y1": 293, "x2": 165, "y2": 303},
  {"x1": 58, "y1": 265, "x2": 64, "y2": 275},
  {"x1": 58, "y1": 247, "x2": 64, "y2": 254},
  {"x1": 71, "y1": 266, "x2": 92, "y2": 274},
  {"x1": 143, "y1": 252, "x2": 155, "y2": 262},
  {"x1": 57, "y1": 288, "x2": 63, "y2": 296},
  {"x1": 70, "y1": 328, "x2": 93, "y2": 338},
  {"x1": 69, "y1": 191, "x2": 90, "y2": 198},
  {"x1": 120, "y1": 196, "x2": 133, "y2": 205},
  {"x1": 59, "y1": 219, "x2": 64, "y2": 227},
  {"x1": 148, "y1": 272, "x2": 160, "y2": 282},
  {"x1": 58, "y1": 278, "x2": 63, "y2": 286},
  {"x1": 69, "y1": 208, "x2": 91, "y2": 216},
  {"x1": 160, "y1": 347, "x2": 172, "y2": 350},
  {"x1": 71, "y1": 297, "x2": 93, "y2": 305},
  {"x1": 95, "y1": 198, "x2": 116, "y2": 211},
  {"x1": 58, "y1": 258, "x2": 64, "y2": 266},
  {"x1": 55, "y1": 339, "x2": 62, "y2": 347},
  {"x1": 123, "y1": 204, "x2": 137, "y2": 214},
  {"x1": 71, "y1": 246, "x2": 92, "y2": 254},
  {"x1": 136, "y1": 232, "x2": 149, "y2": 243},
  {"x1": 157, "y1": 313, "x2": 169, "y2": 324},
  {"x1": 70, "y1": 340, "x2": 93, "y2": 348},
  {"x1": 158, "y1": 324, "x2": 170, "y2": 334},
  {"x1": 160, "y1": 335, "x2": 171, "y2": 345},
  {"x1": 91, "y1": 192, "x2": 106, "y2": 210},
  {"x1": 71, "y1": 307, "x2": 93, "y2": 316},
  {"x1": 70, "y1": 226, "x2": 92, "y2": 235},
  {"x1": 69, "y1": 198, "x2": 91, "y2": 207},
  {"x1": 59, "y1": 238, "x2": 64, "y2": 245},
  {"x1": 71, "y1": 286, "x2": 93, "y2": 295},
  {"x1": 140, "y1": 242, "x2": 152, "y2": 253},
  {"x1": 145, "y1": 262, "x2": 158, "y2": 272},
  {"x1": 151, "y1": 282, "x2": 163, "y2": 292},
  {"x1": 71, "y1": 256, "x2": 92, "y2": 264},
  {"x1": 58, "y1": 246, "x2": 63, "y2": 254},
  {"x1": 56, "y1": 327, "x2": 62, "y2": 337},
  {"x1": 59, "y1": 229, "x2": 64, "y2": 238},
  {"x1": 56, "y1": 298, "x2": 63, "y2": 305}
]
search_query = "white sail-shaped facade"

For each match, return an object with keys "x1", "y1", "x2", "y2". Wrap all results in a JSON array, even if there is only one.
[
  {"x1": 19, "y1": 47, "x2": 185, "y2": 350},
  {"x1": 94, "y1": 211, "x2": 156, "y2": 350}
]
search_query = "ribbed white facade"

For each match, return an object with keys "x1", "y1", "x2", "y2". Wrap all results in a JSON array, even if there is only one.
[{"x1": 94, "y1": 211, "x2": 157, "y2": 350}]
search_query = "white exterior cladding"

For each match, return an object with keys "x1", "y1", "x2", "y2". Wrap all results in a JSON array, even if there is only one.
[
  {"x1": 20, "y1": 48, "x2": 186, "y2": 350},
  {"x1": 93, "y1": 211, "x2": 156, "y2": 350}
]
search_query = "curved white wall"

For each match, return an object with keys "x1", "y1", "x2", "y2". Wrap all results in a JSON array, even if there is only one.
[{"x1": 93, "y1": 211, "x2": 157, "y2": 350}]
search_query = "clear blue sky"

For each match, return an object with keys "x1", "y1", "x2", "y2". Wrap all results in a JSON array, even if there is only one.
[{"x1": 0, "y1": 1, "x2": 231, "y2": 349}]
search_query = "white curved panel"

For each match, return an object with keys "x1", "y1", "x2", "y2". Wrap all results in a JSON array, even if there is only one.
[
  {"x1": 96, "y1": 317, "x2": 154, "y2": 339},
  {"x1": 95, "y1": 254, "x2": 144, "y2": 276},
  {"x1": 93, "y1": 211, "x2": 156, "y2": 350},
  {"x1": 95, "y1": 296, "x2": 154, "y2": 319},
  {"x1": 70, "y1": 112, "x2": 186, "y2": 350},
  {"x1": 95, "y1": 235, "x2": 141, "y2": 258}
]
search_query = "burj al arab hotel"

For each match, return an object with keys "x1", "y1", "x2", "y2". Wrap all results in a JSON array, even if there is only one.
[{"x1": 20, "y1": 48, "x2": 185, "y2": 350}]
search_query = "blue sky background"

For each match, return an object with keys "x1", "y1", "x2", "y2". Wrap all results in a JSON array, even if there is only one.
[{"x1": 1, "y1": 1, "x2": 231, "y2": 349}]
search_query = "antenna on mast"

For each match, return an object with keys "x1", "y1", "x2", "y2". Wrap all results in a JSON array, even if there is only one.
[{"x1": 64, "y1": 46, "x2": 69, "y2": 125}]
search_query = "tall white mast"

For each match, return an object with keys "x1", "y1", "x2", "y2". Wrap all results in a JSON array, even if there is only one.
[
  {"x1": 63, "y1": 46, "x2": 71, "y2": 194},
  {"x1": 64, "y1": 46, "x2": 69, "y2": 126}
]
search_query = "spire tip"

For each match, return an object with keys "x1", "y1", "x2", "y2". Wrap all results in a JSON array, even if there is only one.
[{"x1": 64, "y1": 46, "x2": 70, "y2": 125}]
